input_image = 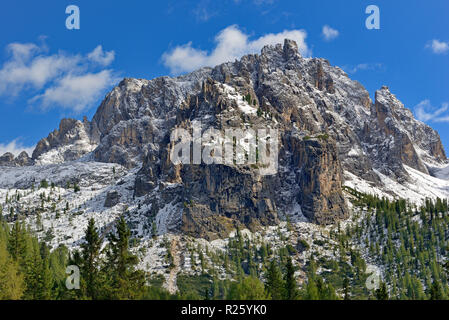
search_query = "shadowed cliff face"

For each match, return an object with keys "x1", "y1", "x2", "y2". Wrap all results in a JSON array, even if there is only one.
[
  {"x1": 294, "y1": 138, "x2": 347, "y2": 225},
  {"x1": 16, "y1": 39, "x2": 447, "y2": 239},
  {"x1": 134, "y1": 129, "x2": 348, "y2": 240}
]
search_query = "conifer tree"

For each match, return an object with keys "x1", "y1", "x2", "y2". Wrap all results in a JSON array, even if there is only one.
[
  {"x1": 37, "y1": 243, "x2": 54, "y2": 299},
  {"x1": 23, "y1": 238, "x2": 52, "y2": 300},
  {"x1": 75, "y1": 218, "x2": 102, "y2": 299},
  {"x1": 343, "y1": 276, "x2": 350, "y2": 300},
  {"x1": 303, "y1": 275, "x2": 319, "y2": 300},
  {"x1": 265, "y1": 260, "x2": 284, "y2": 300},
  {"x1": 284, "y1": 257, "x2": 298, "y2": 300},
  {"x1": 227, "y1": 276, "x2": 269, "y2": 300},
  {"x1": 7, "y1": 221, "x2": 27, "y2": 263},
  {"x1": 103, "y1": 216, "x2": 145, "y2": 299},
  {"x1": 429, "y1": 280, "x2": 443, "y2": 300},
  {"x1": 0, "y1": 240, "x2": 24, "y2": 299},
  {"x1": 375, "y1": 282, "x2": 389, "y2": 300}
]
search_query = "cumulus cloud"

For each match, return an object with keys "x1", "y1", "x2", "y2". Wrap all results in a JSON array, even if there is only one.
[
  {"x1": 426, "y1": 39, "x2": 449, "y2": 54},
  {"x1": 415, "y1": 100, "x2": 449, "y2": 122},
  {"x1": 30, "y1": 70, "x2": 119, "y2": 113},
  {"x1": 87, "y1": 45, "x2": 115, "y2": 66},
  {"x1": 7, "y1": 43, "x2": 41, "y2": 61},
  {"x1": 0, "y1": 43, "x2": 81, "y2": 96},
  {"x1": 0, "y1": 139, "x2": 35, "y2": 156},
  {"x1": 0, "y1": 41, "x2": 118, "y2": 112},
  {"x1": 162, "y1": 25, "x2": 310, "y2": 74},
  {"x1": 322, "y1": 25, "x2": 339, "y2": 41}
]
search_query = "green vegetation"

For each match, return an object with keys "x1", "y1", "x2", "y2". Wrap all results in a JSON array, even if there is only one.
[
  {"x1": 316, "y1": 133, "x2": 329, "y2": 141},
  {"x1": 0, "y1": 219, "x2": 68, "y2": 299},
  {"x1": 339, "y1": 186, "x2": 449, "y2": 299},
  {"x1": 244, "y1": 93, "x2": 252, "y2": 105},
  {"x1": 40, "y1": 180, "x2": 49, "y2": 189},
  {"x1": 1, "y1": 184, "x2": 449, "y2": 300},
  {"x1": 303, "y1": 133, "x2": 329, "y2": 141}
]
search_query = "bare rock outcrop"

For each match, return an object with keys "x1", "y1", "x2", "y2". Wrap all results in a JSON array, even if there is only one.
[
  {"x1": 32, "y1": 117, "x2": 98, "y2": 164},
  {"x1": 0, "y1": 151, "x2": 33, "y2": 167},
  {"x1": 21, "y1": 39, "x2": 447, "y2": 240}
]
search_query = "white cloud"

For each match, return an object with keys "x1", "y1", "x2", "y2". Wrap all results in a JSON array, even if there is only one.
[
  {"x1": 162, "y1": 25, "x2": 310, "y2": 74},
  {"x1": 343, "y1": 63, "x2": 384, "y2": 74},
  {"x1": 192, "y1": 0, "x2": 218, "y2": 22},
  {"x1": 0, "y1": 43, "x2": 81, "y2": 95},
  {"x1": 87, "y1": 45, "x2": 115, "y2": 66},
  {"x1": 0, "y1": 41, "x2": 118, "y2": 112},
  {"x1": 30, "y1": 70, "x2": 118, "y2": 113},
  {"x1": 7, "y1": 43, "x2": 41, "y2": 61},
  {"x1": 415, "y1": 100, "x2": 449, "y2": 123},
  {"x1": 426, "y1": 39, "x2": 449, "y2": 54},
  {"x1": 322, "y1": 25, "x2": 339, "y2": 41},
  {"x1": 0, "y1": 139, "x2": 35, "y2": 157}
]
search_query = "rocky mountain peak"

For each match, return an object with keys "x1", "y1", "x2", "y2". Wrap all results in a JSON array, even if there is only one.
[
  {"x1": 372, "y1": 84, "x2": 446, "y2": 170},
  {"x1": 0, "y1": 152, "x2": 14, "y2": 166},
  {"x1": 0, "y1": 151, "x2": 32, "y2": 167},
  {"x1": 283, "y1": 38, "x2": 301, "y2": 60},
  {"x1": 32, "y1": 117, "x2": 98, "y2": 165},
  {"x1": 7, "y1": 38, "x2": 447, "y2": 240}
]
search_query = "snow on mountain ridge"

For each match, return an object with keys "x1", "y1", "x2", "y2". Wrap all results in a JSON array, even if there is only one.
[{"x1": 0, "y1": 39, "x2": 448, "y2": 245}]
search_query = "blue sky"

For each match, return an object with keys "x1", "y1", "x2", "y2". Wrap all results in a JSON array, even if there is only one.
[{"x1": 0, "y1": 0, "x2": 448, "y2": 156}]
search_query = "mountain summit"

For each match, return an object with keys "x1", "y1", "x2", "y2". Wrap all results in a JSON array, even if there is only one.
[{"x1": 1, "y1": 39, "x2": 447, "y2": 241}]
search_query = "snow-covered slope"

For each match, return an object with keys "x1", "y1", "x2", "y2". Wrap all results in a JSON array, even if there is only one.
[
  {"x1": 344, "y1": 165, "x2": 449, "y2": 204},
  {"x1": 0, "y1": 39, "x2": 448, "y2": 284}
]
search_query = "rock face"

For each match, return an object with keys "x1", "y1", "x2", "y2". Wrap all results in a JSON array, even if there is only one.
[
  {"x1": 15, "y1": 151, "x2": 33, "y2": 166},
  {"x1": 0, "y1": 153, "x2": 15, "y2": 166},
  {"x1": 296, "y1": 138, "x2": 347, "y2": 225},
  {"x1": 171, "y1": 133, "x2": 348, "y2": 239},
  {"x1": 32, "y1": 117, "x2": 98, "y2": 165},
  {"x1": 359, "y1": 86, "x2": 440, "y2": 179},
  {"x1": 104, "y1": 191, "x2": 121, "y2": 208},
  {"x1": 26, "y1": 39, "x2": 448, "y2": 239},
  {"x1": 90, "y1": 75, "x2": 206, "y2": 168},
  {"x1": 0, "y1": 151, "x2": 33, "y2": 167}
]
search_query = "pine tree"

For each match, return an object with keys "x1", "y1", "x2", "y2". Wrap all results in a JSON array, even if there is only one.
[
  {"x1": 343, "y1": 276, "x2": 350, "y2": 300},
  {"x1": 265, "y1": 260, "x2": 285, "y2": 300},
  {"x1": 23, "y1": 238, "x2": 50, "y2": 299},
  {"x1": 103, "y1": 216, "x2": 145, "y2": 299},
  {"x1": 227, "y1": 276, "x2": 269, "y2": 300},
  {"x1": 284, "y1": 257, "x2": 298, "y2": 300},
  {"x1": 303, "y1": 276, "x2": 319, "y2": 300},
  {"x1": 40, "y1": 180, "x2": 49, "y2": 189},
  {"x1": 314, "y1": 276, "x2": 338, "y2": 300},
  {"x1": 375, "y1": 282, "x2": 389, "y2": 300},
  {"x1": 37, "y1": 243, "x2": 54, "y2": 299},
  {"x1": 7, "y1": 221, "x2": 27, "y2": 263},
  {"x1": 0, "y1": 240, "x2": 24, "y2": 299},
  {"x1": 151, "y1": 222, "x2": 157, "y2": 239},
  {"x1": 429, "y1": 280, "x2": 443, "y2": 300},
  {"x1": 78, "y1": 218, "x2": 102, "y2": 299}
]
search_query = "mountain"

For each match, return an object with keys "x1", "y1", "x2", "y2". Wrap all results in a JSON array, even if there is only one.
[{"x1": 1, "y1": 39, "x2": 448, "y2": 294}]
